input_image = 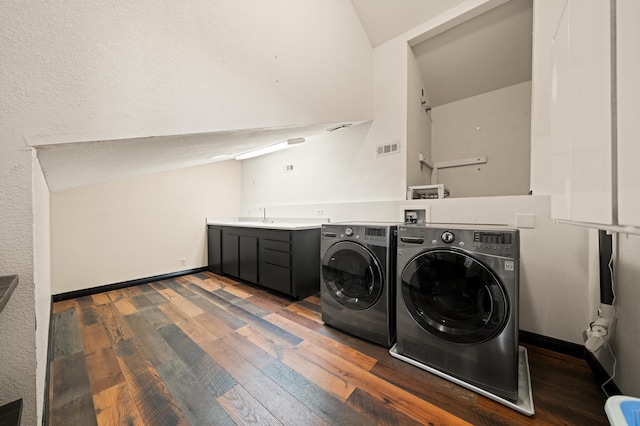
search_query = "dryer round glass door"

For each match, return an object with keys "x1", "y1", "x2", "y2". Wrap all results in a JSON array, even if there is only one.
[
  {"x1": 400, "y1": 249, "x2": 509, "y2": 344},
  {"x1": 322, "y1": 241, "x2": 384, "y2": 310}
]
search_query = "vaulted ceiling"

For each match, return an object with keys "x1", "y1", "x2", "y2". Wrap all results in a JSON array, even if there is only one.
[{"x1": 36, "y1": 0, "x2": 532, "y2": 192}]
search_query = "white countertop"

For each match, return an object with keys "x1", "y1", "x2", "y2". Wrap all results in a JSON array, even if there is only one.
[{"x1": 206, "y1": 217, "x2": 325, "y2": 230}]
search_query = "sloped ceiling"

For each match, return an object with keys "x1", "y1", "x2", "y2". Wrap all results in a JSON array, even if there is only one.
[
  {"x1": 37, "y1": 0, "x2": 532, "y2": 192},
  {"x1": 35, "y1": 122, "x2": 352, "y2": 192},
  {"x1": 352, "y1": 0, "x2": 532, "y2": 106}
]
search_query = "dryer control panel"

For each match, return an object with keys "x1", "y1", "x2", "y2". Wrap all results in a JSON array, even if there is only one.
[{"x1": 398, "y1": 225, "x2": 519, "y2": 258}]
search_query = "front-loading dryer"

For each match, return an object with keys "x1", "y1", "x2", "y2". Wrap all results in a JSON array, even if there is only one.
[
  {"x1": 393, "y1": 224, "x2": 520, "y2": 401},
  {"x1": 320, "y1": 223, "x2": 397, "y2": 347}
]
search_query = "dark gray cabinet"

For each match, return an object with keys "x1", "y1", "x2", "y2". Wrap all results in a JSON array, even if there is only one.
[
  {"x1": 260, "y1": 228, "x2": 320, "y2": 299},
  {"x1": 207, "y1": 224, "x2": 320, "y2": 299},
  {"x1": 220, "y1": 227, "x2": 260, "y2": 285},
  {"x1": 207, "y1": 226, "x2": 222, "y2": 274}
]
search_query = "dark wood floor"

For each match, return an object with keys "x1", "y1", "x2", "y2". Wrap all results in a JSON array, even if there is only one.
[{"x1": 48, "y1": 272, "x2": 609, "y2": 425}]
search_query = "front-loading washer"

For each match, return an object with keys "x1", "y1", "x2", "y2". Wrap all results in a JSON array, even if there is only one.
[
  {"x1": 393, "y1": 224, "x2": 520, "y2": 401},
  {"x1": 320, "y1": 223, "x2": 397, "y2": 347}
]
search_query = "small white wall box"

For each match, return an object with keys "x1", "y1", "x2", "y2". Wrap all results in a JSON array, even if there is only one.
[
  {"x1": 401, "y1": 205, "x2": 430, "y2": 224},
  {"x1": 407, "y1": 184, "x2": 450, "y2": 200}
]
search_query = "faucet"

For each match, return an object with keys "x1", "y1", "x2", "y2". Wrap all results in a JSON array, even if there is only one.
[{"x1": 262, "y1": 207, "x2": 267, "y2": 223}]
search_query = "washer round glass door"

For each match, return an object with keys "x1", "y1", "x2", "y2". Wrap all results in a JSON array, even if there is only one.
[
  {"x1": 401, "y1": 249, "x2": 509, "y2": 344},
  {"x1": 322, "y1": 241, "x2": 383, "y2": 310}
]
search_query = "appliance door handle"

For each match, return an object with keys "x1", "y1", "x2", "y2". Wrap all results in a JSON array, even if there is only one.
[{"x1": 401, "y1": 237, "x2": 425, "y2": 244}]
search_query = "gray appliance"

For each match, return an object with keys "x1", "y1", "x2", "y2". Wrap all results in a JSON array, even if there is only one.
[
  {"x1": 320, "y1": 223, "x2": 397, "y2": 347},
  {"x1": 394, "y1": 224, "x2": 520, "y2": 401}
]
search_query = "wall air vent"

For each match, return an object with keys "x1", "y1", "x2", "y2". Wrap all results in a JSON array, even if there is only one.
[
  {"x1": 283, "y1": 164, "x2": 294, "y2": 173},
  {"x1": 376, "y1": 141, "x2": 400, "y2": 157}
]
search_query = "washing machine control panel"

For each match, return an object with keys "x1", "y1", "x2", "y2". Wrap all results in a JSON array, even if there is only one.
[
  {"x1": 397, "y1": 226, "x2": 519, "y2": 258},
  {"x1": 344, "y1": 227, "x2": 354, "y2": 237}
]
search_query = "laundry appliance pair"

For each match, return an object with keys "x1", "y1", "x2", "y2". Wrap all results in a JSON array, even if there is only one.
[{"x1": 320, "y1": 222, "x2": 533, "y2": 415}]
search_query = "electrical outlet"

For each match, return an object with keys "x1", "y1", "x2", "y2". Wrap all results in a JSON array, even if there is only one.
[{"x1": 180, "y1": 258, "x2": 186, "y2": 267}]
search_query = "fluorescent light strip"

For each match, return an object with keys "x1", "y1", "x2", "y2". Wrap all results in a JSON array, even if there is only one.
[{"x1": 235, "y1": 138, "x2": 305, "y2": 160}]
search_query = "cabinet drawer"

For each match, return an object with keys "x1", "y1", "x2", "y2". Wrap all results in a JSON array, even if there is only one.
[
  {"x1": 263, "y1": 230, "x2": 290, "y2": 242},
  {"x1": 261, "y1": 263, "x2": 291, "y2": 294},
  {"x1": 263, "y1": 239, "x2": 290, "y2": 252},
  {"x1": 263, "y1": 249, "x2": 290, "y2": 268}
]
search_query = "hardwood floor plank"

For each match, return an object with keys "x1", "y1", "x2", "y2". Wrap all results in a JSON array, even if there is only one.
[
  {"x1": 276, "y1": 306, "x2": 324, "y2": 331},
  {"x1": 192, "y1": 311, "x2": 236, "y2": 339},
  {"x1": 285, "y1": 302, "x2": 323, "y2": 323},
  {"x1": 152, "y1": 285, "x2": 204, "y2": 317},
  {"x1": 113, "y1": 338, "x2": 187, "y2": 426},
  {"x1": 293, "y1": 340, "x2": 471, "y2": 425},
  {"x1": 214, "y1": 288, "x2": 275, "y2": 318},
  {"x1": 137, "y1": 305, "x2": 172, "y2": 329},
  {"x1": 49, "y1": 274, "x2": 611, "y2": 425},
  {"x1": 216, "y1": 385, "x2": 283, "y2": 426},
  {"x1": 158, "y1": 323, "x2": 237, "y2": 398},
  {"x1": 50, "y1": 393, "x2": 98, "y2": 426},
  {"x1": 93, "y1": 382, "x2": 143, "y2": 426},
  {"x1": 261, "y1": 360, "x2": 374, "y2": 425},
  {"x1": 242, "y1": 373, "x2": 331, "y2": 426},
  {"x1": 85, "y1": 346, "x2": 125, "y2": 395},
  {"x1": 51, "y1": 299, "x2": 75, "y2": 314},
  {"x1": 156, "y1": 358, "x2": 235, "y2": 426},
  {"x1": 114, "y1": 296, "x2": 138, "y2": 316},
  {"x1": 278, "y1": 342, "x2": 357, "y2": 401},
  {"x1": 184, "y1": 284, "x2": 248, "y2": 329},
  {"x1": 94, "y1": 302, "x2": 134, "y2": 345},
  {"x1": 91, "y1": 292, "x2": 112, "y2": 305},
  {"x1": 136, "y1": 283, "x2": 170, "y2": 306},
  {"x1": 266, "y1": 312, "x2": 377, "y2": 371},
  {"x1": 74, "y1": 296, "x2": 99, "y2": 326},
  {"x1": 123, "y1": 311, "x2": 176, "y2": 366},
  {"x1": 245, "y1": 294, "x2": 288, "y2": 314},
  {"x1": 129, "y1": 293, "x2": 155, "y2": 310},
  {"x1": 347, "y1": 387, "x2": 424, "y2": 426},
  {"x1": 179, "y1": 274, "x2": 223, "y2": 292},
  {"x1": 157, "y1": 302, "x2": 218, "y2": 346},
  {"x1": 51, "y1": 308, "x2": 84, "y2": 360},
  {"x1": 201, "y1": 338, "x2": 266, "y2": 385},
  {"x1": 219, "y1": 332, "x2": 277, "y2": 371},
  {"x1": 50, "y1": 351, "x2": 94, "y2": 410}
]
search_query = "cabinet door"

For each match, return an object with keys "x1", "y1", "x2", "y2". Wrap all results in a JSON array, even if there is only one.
[
  {"x1": 550, "y1": 0, "x2": 613, "y2": 224},
  {"x1": 239, "y1": 235, "x2": 258, "y2": 284},
  {"x1": 207, "y1": 227, "x2": 222, "y2": 274},
  {"x1": 617, "y1": 0, "x2": 640, "y2": 227},
  {"x1": 222, "y1": 233, "x2": 239, "y2": 278}
]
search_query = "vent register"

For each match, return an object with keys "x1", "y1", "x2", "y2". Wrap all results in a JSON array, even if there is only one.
[{"x1": 376, "y1": 141, "x2": 400, "y2": 157}]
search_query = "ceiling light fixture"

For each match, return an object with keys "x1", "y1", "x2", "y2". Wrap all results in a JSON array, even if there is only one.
[
  {"x1": 235, "y1": 137, "x2": 305, "y2": 160},
  {"x1": 327, "y1": 123, "x2": 353, "y2": 132},
  {"x1": 207, "y1": 153, "x2": 235, "y2": 160}
]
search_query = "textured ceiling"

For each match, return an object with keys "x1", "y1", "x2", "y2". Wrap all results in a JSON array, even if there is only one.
[
  {"x1": 350, "y1": 0, "x2": 467, "y2": 47},
  {"x1": 37, "y1": 0, "x2": 532, "y2": 192},
  {"x1": 35, "y1": 123, "x2": 351, "y2": 192},
  {"x1": 412, "y1": 0, "x2": 533, "y2": 107}
]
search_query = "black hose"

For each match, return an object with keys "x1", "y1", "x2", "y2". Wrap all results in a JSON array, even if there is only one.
[{"x1": 598, "y1": 230, "x2": 614, "y2": 305}]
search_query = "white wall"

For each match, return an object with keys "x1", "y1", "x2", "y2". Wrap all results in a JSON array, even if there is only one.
[
  {"x1": 33, "y1": 154, "x2": 51, "y2": 425},
  {"x1": 406, "y1": 46, "x2": 433, "y2": 187},
  {"x1": 431, "y1": 81, "x2": 532, "y2": 197},
  {"x1": 51, "y1": 161, "x2": 241, "y2": 294},
  {"x1": 14, "y1": 0, "x2": 372, "y2": 143},
  {"x1": 241, "y1": 33, "x2": 410, "y2": 206}
]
